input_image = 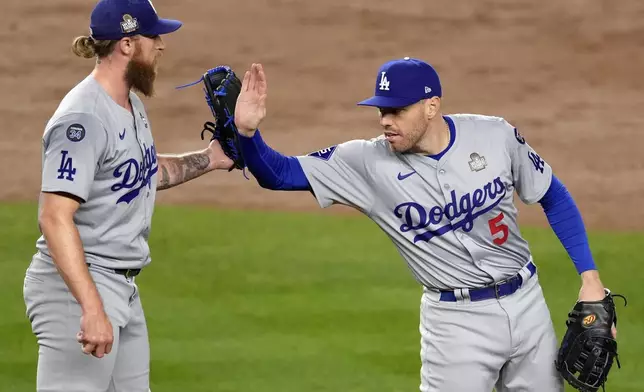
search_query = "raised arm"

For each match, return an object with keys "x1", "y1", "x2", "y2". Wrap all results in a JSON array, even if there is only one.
[
  {"x1": 232, "y1": 63, "x2": 310, "y2": 191},
  {"x1": 234, "y1": 63, "x2": 267, "y2": 139},
  {"x1": 233, "y1": 64, "x2": 373, "y2": 213}
]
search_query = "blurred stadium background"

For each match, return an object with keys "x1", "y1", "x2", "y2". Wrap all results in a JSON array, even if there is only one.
[{"x1": 1, "y1": 0, "x2": 642, "y2": 391}]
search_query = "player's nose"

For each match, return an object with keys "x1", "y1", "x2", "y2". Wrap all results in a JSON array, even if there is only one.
[
  {"x1": 380, "y1": 113, "x2": 394, "y2": 128},
  {"x1": 156, "y1": 36, "x2": 166, "y2": 51}
]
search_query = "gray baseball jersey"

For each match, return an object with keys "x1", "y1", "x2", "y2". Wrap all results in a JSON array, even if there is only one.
[
  {"x1": 36, "y1": 75, "x2": 158, "y2": 270},
  {"x1": 297, "y1": 114, "x2": 552, "y2": 290}
]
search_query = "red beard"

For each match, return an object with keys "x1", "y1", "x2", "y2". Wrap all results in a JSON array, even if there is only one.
[{"x1": 125, "y1": 55, "x2": 157, "y2": 97}]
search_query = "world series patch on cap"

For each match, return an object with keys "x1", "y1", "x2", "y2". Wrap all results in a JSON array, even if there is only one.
[{"x1": 89, "y1": 0, "x2": 182, "y2": 41}]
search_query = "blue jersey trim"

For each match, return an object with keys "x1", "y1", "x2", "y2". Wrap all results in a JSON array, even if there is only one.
[
  {"x1": 539, "y1": 174, "x2": 597, "y2": 274},
  {"x1": 427, "y1": 116, "x2": 456, "y2": 161}
]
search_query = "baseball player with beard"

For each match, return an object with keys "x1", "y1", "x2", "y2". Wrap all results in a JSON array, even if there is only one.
[
  {"x1": 229, "y1": 61, "x2": 617, "y2": 391},
  {"x1": 23, "y1": 1, "x2": 233, "y2": 391}
]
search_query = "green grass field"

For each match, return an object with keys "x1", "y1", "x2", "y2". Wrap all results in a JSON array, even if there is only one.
[{"x1": 0, "y1": 203, "x2": 642, "y2": 391}]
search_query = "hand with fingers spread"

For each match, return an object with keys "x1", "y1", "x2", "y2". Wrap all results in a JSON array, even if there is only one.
[
  {"x1": 77, "y1": 308, "x2": 114, "y2": 359},
  {"x1": 234, "y1": 63, "x2": 268, "y2": 137}
]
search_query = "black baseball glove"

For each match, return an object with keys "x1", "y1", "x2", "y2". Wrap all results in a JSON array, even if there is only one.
[
  {"x1": 555, "y1": 289, "x2": 627, "y2": 392},
  {"x1": 177, "y1": 65, "x2": 245, "y2": 171}
]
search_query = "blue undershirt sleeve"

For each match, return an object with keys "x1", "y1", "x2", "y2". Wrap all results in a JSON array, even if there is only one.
[
  {"x1": 237, "y1": 130, "x2": 311, "y2": 191},
  {"x1": 538, "y1": 174, "x2": 597, "y2": 274}
]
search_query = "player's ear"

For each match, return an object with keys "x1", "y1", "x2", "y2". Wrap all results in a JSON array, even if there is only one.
[
  {"x1": 118, "y1": 37, "x2": 136, "y2": 57},
  {"x1": 425, "y1": 97, "x2": 441, "y2": 119}
]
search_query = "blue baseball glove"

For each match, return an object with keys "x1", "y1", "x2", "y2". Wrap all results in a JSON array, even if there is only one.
[{"x1": 177, "y1": 66, "x2": 245, "y2": 171}]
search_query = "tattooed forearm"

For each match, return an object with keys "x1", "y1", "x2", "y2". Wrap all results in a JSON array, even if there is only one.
[
  {"x1": 181, "y1": 154, "x2": 211, "y2": 182},
  {"x1": 158, "y1": 164, "x2": 171, "y2": 189},
  {"x1": 156, "y1": 152, "x2": 211, "y2": 190}
]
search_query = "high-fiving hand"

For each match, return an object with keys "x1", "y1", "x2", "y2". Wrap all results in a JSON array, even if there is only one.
[{"x1": 234, "y1": 63, "x2": 268, "y2": 137}]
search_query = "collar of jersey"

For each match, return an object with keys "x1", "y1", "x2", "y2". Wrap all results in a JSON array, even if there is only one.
[{"x1": 426, "y1": 115, "x2": 456, "y2": 161}]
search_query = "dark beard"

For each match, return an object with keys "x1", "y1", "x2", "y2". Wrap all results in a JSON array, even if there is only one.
[{"x1": 125, "y1": 56, "x2": 157, "y2": 97}]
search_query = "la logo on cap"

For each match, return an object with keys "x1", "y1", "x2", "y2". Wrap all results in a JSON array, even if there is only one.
[{"x1": 379, "y1": 72, "x2": 390, "y2": 91}]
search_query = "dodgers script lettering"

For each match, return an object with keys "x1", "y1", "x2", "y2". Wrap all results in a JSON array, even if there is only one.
[
  {"x1": 394, "y1": 177, "x2": 507, "y2": 243},
  {"x1": 111, "y1": 144, "x2": 158, "y2": 204}
]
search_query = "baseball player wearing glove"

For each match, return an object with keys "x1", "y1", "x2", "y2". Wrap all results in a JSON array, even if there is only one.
[
  {"x1": 555, "y1": 289, "x2": 627, "y2": 391},
  {"x1": 186, "y1": 62, "x2": 627, "y2": 391}
]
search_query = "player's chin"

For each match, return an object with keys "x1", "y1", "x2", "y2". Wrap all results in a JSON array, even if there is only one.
[{"x1": 386, "y1": 138, "x2": 410, "y2": 153}]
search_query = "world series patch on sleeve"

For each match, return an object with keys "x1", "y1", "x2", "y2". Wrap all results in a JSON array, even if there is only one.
[{"x1": 555, "y1": 289, "x2": 627, "y2": 392}]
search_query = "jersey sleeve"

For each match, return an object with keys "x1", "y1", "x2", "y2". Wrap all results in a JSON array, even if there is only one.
[
  {"x1": 503, "y1": 119, "x2": 553, "y2": 204},
  {"x1": 41, "y1": 112, "x2": 108, "y2": 202},
  {"x1": 295, "y1": 140, "x2": 374, "y2": 212}
]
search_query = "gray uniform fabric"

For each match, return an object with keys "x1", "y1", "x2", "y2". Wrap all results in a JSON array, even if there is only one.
[
  {"x1": 296, "y1": 114, "x2": 563, "y2": 391},
  {"x1": 37, "y1": 75, "x2": 157, "y2": 270},
  {"x1": 24, "y1": 256, "x2": 149, "y2": 392},
  {"x1": 297, "y1": 114, "x2": 552, "y2": 290},
  {"x1": 420, "y1": 265, "x2": 561, "y2": 391},
  {"x1": 24, "y1": 75, "x2": 158, "y2": 392}
]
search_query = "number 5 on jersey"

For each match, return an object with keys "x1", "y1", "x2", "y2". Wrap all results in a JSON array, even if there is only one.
[
  {"x1": 57, "y1": 150, "x2": 77, "y2": 181},
  {"x1": 488, "y1": 212, "x2": 509, "y2": 245}
]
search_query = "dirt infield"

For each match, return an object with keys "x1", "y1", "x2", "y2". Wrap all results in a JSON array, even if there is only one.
[{"x1": 2, "y1": 0, "x2": 643, "y2": 230}]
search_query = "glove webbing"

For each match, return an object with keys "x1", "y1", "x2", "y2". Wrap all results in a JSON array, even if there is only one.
[
  {"x1": 564, "y1": 293, "x2": 627, "y2": 392},
  {"x1": 177, "y1": 69, "x2": 249, "y2": 179},
  {"x1": 176, "y1": 74, "x2": 233, "y2": 120}
]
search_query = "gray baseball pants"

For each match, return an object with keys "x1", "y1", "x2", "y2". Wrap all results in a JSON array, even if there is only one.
[
  {"x1": 419, "y1": 265, "x2": 564, "y2": 391},
  {"x1": 23, "y1": 254, "x2": 150, "y2": 392}
]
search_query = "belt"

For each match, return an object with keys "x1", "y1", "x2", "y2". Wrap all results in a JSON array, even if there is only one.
[
  {"x1": 439, "y1": 261, "x2": 537, "y2": 302},
  {"x1": 87, "y1": 264, "x2": 142, "y2": 278},
  {"x1": 113, "y1": 268, "x2": 141, "y2": 278}
]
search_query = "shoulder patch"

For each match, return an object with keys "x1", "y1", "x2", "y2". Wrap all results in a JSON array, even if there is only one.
[
  {"x1": 308, "y1": 145, "x2": 337, "y2": 161},
  {"x1": 514, "y1": 127, "x2": 526, "y2": 145},
  {"x1": 66, "y1": 124, "x2": 86, "y2": 142}
]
